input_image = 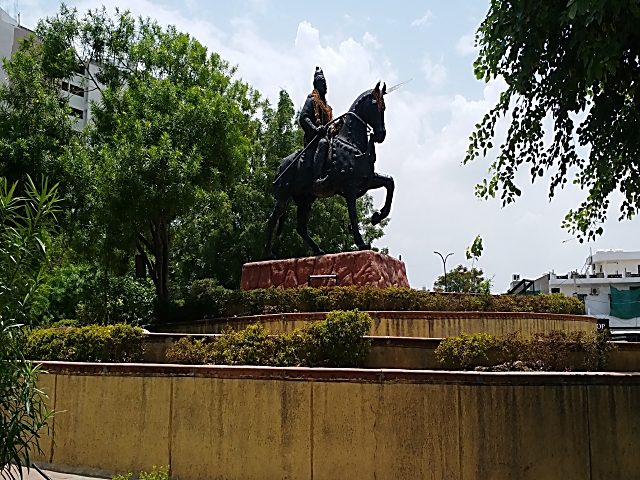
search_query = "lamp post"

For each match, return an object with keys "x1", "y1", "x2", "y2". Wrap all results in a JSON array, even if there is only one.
[{"x1": 434, "y1": 251, "x2": 454, "y2": 292}]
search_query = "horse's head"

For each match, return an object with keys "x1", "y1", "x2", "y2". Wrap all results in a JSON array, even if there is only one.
[{"x1": 353, "y1": 81, "x2": 387, "y2": 143}]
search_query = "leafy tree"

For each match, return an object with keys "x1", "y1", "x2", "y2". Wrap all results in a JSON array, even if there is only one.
[
  {"x1": 466, "y1": 0, "x2": 640, "y2": 241},
  {"x1": 434, "y1": 265, "x2": 492, "y2": 294},
  {"x1": 465, "y1": 234, "x2": 483, "y2": 267},
  {"x1": 0, "y1": 177, "x2": 57, "y2": 479},
  {"x1": 0, "y1": 36, "x2": 76, "y2": 186},
  {"x1": 37, "y1": 6, "x2": 261, "y2": 303}
]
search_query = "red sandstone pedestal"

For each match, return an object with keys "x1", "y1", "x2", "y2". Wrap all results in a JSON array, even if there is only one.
[{"x1": 240, "y1": 251, "x2": 410, "y2": 290}]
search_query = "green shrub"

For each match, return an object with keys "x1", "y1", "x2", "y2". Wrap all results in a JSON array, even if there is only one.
[
  {"x1": 37, "y1": 262, "x2": 156, "y2": 326},
  {"x1": 165, "y1": 337, "x2": 216, "y2": 364},
  {"x1": 166, "y1": 310, "x2": 372, "y2": 367},
  {"x1": 435, "y1": 330, "x2": 616, "y2": 371},
  {"x1": 113, "y1": 466, "x2": 169, "y2": 480},
  {"x1": 297, "y1": 309, "x2": 372, "y2": 367},
  {"x1": 434, "y1": 332, "x2": 497, "y2": 369},
  {"x1": 25, "y1": 324, "x2": 145, "y2": 362},
  {"x1": 174, "y1": 284, "x2": 584, "y2": 323}
]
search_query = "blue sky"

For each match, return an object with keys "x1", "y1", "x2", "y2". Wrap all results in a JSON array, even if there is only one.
[{"x1": 6, "y1": 0, "x2": 640, "y2": 291}]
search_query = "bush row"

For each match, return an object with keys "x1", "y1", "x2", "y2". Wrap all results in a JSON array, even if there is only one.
[
  {"x1": 168, "y1": 282, "x2": 585, "y2": 322},
  {"x1": 25, "y1": 324, "x2": 145, "y2": 362},
  {"x1": 434, "y1": 331, "x2": 616, "y2": 371},
  {"x1": 166, "y1": 309, "x2": 372, "y2": 367}
]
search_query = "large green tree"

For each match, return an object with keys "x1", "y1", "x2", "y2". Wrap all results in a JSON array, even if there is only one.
[
  {"x1": 433, "y1": 265, "x2": 492, "y2": 293},
  {"x1": 466, "y1": 0, "x2": 640, "y2": 241},
  {"x1": 36, "y1": 6, "x2": 260, "y2": 302}
]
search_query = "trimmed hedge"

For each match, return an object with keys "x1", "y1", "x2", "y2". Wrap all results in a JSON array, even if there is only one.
[
  {"x1": 166, "y1": 309, "x2": 372, "y2": 367},
  {"x1": 168, "y1": 282, "x2": 584, "y2": 322},
  {"x1": 25, "y1": 324, "x2": 145, "y2": 362},
  {"x1": 435, "y1": 331, "x2": 616, "y2": 371}
]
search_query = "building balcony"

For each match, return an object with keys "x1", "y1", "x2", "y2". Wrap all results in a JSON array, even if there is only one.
[{"x1": 550, "y1": 272, "x2": 640, "y2": 285}]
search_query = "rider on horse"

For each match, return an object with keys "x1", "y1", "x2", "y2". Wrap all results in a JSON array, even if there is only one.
[{"x1": 300, "y1": 66, "x2": 334, "y2": 188}]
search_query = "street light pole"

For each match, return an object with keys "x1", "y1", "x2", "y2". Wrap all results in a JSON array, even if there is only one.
[{"x1": 434, "y1": 251, "x2": 454, "y2": 292}]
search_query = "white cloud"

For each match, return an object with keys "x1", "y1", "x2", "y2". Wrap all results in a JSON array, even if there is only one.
[
  {"x1": 456, "y1": 32, "x2": 478, "y2": 56},
  {"x1": 421, "y1": 56, "x2": 447, "y2": 87},
  {"x1": 411, "y1": 10, "x2": 433, "y2": 27}
]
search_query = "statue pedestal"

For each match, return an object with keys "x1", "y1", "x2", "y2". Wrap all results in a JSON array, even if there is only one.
[{"x1": 240, "y1": 251, "x2": 410, "y2": 290}]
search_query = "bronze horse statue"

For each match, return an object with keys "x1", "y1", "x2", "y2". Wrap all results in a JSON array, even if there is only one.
[{"x1": 265, "y1": 81, "x2": 394, "y2": 259}]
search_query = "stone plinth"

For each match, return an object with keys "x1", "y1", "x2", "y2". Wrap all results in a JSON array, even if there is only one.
[{"x1": 240, "y1": 251, "x2": 409, "y2": 290}]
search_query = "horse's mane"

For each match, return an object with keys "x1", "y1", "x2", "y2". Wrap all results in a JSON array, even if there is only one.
[{"x1": 348, "y1": 89, "x2": 374, "y2": 113}]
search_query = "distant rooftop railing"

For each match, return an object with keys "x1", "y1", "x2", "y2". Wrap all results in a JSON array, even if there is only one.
[{"x1": 551, "y1": 272, "x2": 640, "y2": 280}]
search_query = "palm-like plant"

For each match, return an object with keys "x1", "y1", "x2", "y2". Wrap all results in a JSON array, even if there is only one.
[{"x1": 0, "y1": 176, "x2": 59, "y2": 480}]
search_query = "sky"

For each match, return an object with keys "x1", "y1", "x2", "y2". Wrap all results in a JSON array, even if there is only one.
[{"x1": 5, "y1": 0, "x2": 640, "y2": 292}]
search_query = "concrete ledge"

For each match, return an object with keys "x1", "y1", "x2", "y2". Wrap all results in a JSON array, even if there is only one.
[
  {"x1": 151, "y1": 310, "x2": 595, "y2": 338},
  {"x1": 39, "y1": 361, "x2": 640, "y2": 385}
]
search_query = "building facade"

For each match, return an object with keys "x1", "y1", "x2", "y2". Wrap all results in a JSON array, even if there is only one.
[
  {"x1": 0, "y1": 7, "x2": 101, "y2": 130},
  {"x1": 522, "y1": 249, "x2": 640, "y2": 330}
]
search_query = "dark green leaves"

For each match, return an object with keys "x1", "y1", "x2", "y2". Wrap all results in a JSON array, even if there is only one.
[{"x1": 467, "y1": 0, "x2": 640, "y2": 241}]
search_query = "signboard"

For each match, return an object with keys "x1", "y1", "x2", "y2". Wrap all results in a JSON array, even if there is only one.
[{"x1": 597, "y1": 318, "x2": 610, "y2": 331}]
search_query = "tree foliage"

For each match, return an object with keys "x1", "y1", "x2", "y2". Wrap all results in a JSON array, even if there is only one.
[
  {"x1": 465, "y1": 234, "x2": 483, "y2": 266},
  {"x1": 433, "y1": 265, "x2": 492, "y2": 294},
  {"x1": 467, "y1": 0, "x2": 640, "y2": 241},
  {"x1": 36, "y1": 6, "x2": 261, "y2": 302}
]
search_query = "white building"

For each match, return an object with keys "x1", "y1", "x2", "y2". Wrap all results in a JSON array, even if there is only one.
[
  {"x1": 0, "y1": 8, "x2": 30, "y2": 82},
  {"x1": 60, "y1": 62, "x2": 102, "y2": 130},
  {"x1": 0, "y1": 7, "x2": 101, "y2": 130},
  {"x1": 513, "y1": 249, "x2": 640, "y2": 331}
]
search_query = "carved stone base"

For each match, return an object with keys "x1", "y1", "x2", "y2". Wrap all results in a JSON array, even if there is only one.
[{"x1": 240, "y1": 251, "x2": 410, "y2": 290}]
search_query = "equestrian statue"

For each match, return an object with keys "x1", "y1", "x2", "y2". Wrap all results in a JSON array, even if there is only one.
[{"x1": 265, "y1": 67, "x2": 399, "y2": 260}]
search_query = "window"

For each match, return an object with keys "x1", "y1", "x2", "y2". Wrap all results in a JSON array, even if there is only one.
[
  {"x1": 73, "y1": 64, "x2": 85, "y2": 76},
  {"x1": 70, "y1": 107, "x2": 84, "y2": 119},
  {"x1": 551, "y1": 287, "x2": 560, "y2": 293},
  {"x1": 69, "y1": 84, "x2": 84, "y2": 97}
]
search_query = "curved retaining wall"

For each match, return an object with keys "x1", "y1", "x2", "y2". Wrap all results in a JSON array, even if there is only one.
[
  {"x1": 154, "y1": 310, "x2": 596, "y2": 338},
  {"x1": 35, "y1": 362, "x2": 640, "y2": 480},
  {"x1": 143, "y1": 334, "x2": 640, "y2": 371}
]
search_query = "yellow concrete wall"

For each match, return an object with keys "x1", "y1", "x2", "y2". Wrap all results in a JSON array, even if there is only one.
[
  {"x1": 51, "y1": 374, "x2": 172, "y2": 475},
  {"x1": 163, "y1": 311, "x2": 596, "y2": 337},
  {"x1": 36, "y1": 365, "x2": 640, "y2": 480}
]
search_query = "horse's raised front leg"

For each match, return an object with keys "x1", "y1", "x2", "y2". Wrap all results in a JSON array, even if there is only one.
[
  {"x1": 368, "y1": 173, "x2": 395, "y2": 226},
  {"x1": 295, "y1": 196, "x2": 325, "y2": 256},
  {"x1": 344, "y1": 182, "x2": 370, "y2": 250},
  {"x1": 265, "y1": 197, "x2": 289, "y2": 260}
]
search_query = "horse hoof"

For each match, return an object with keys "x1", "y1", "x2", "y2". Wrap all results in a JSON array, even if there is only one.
[
  {"x1": 358, "y1": 243, "x2": 371, "y2": 251},
  {"x1": 371, "y1": 212, "x2": 382, "y2": 225},
  {"x1": 314, "y1": 249, "x2": 326, "y2": 256}
]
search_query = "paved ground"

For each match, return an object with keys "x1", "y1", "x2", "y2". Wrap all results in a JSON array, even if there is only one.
[{"x1": 20, "y1": 467, "x2": 107, "y2": 480}]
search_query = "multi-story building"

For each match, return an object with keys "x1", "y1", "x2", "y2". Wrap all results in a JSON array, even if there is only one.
[
  {"x1": 0, "y1": 8, "x2": 31, "y2": 81},
  {"x1": 0, "y1": 7, "x2": 101, "y2": 130},
  {"x1": 512, "y1": 249, "x2": 640, "y2": 332}
]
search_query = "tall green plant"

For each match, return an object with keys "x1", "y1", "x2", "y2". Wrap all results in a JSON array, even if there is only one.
[{"x1": 0, "y1": 177, "x2": 58, "y2": 479}]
